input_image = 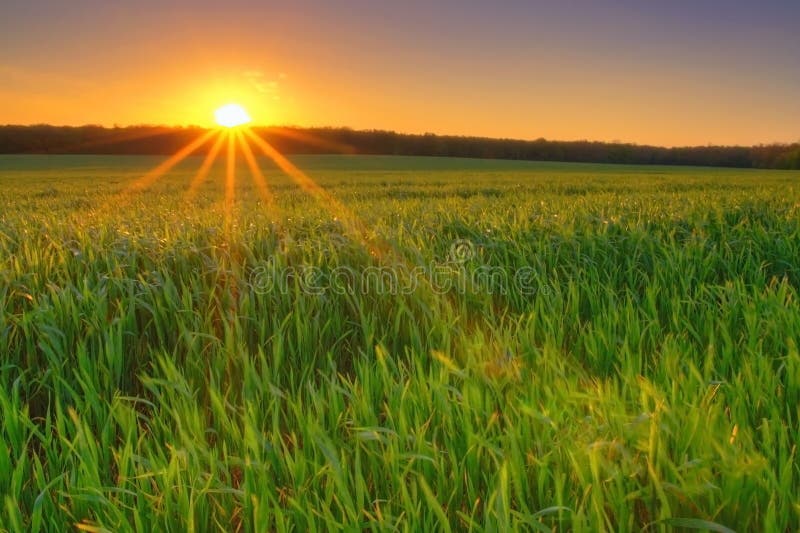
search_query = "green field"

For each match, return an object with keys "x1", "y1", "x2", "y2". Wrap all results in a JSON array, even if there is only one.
[{"x1": 1, "y1": 154, "x2": 799, "y2": 531}]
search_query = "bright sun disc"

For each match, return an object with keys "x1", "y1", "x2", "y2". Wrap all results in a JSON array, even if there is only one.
[{"x1": 214, "y1": 104, "x2": 251, "y2": 128}]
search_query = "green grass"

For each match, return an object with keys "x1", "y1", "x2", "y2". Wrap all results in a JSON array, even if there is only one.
[{"x1": 1, "y1": 154, "x2": 798, "y2": 531}]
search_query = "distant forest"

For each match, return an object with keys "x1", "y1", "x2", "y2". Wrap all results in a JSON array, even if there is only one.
[{"x1": 1, "y1": 124, "x2": 799, "y2": 169}]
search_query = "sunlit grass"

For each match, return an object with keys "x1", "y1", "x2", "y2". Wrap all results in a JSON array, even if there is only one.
[{"x1": 0, "y1": 155, "x2": 798, "y2": 531}]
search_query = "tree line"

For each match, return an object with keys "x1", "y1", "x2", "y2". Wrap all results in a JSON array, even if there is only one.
[{"x1": 1, "y1": 124, "x2": 798, "y2": 169}]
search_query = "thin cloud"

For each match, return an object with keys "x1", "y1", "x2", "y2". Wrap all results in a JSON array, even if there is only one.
[{"x1": 244, "y1": 70, "x2": 282, "y2": 95}]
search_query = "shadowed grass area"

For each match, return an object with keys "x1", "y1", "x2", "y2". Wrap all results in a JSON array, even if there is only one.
[{"x1": 0, "y1": 155, "x2": 798, "y2": 531}]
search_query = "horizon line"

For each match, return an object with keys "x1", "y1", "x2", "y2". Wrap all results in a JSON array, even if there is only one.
[{"x1": 2, "y1": 122, "x2": 799, "y2": 151}]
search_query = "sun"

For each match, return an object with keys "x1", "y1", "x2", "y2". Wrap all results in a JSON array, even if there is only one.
[{"x1": 214, "y1": 103, "x2": 252, "y2": 128}]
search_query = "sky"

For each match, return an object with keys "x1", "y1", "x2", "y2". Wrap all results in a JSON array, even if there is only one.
[{"x1": 1, "y1": 0, "x2": 799, "y2": 146}]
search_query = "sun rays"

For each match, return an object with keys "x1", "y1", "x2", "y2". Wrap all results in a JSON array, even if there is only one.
[
  {"x1": 241, "y1": 128, "x2": 370, "y2": 243},
  {"x1": 236, "y1": 130, "x2": 274, "y2": 208},
  {"x1": 126, "y1": 130, "x2": 217, "y2": 193},
  {"x1": 116, "y1": 119, "x2": 376, "y2": 253},
  {"x1": 224, "y1": 130, "x2": 237, "y2": 228},
  {"x1": 185, "y1": 132, "x2": 227, "y2": 202}
]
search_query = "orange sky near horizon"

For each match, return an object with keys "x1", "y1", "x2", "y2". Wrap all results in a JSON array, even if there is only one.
[{"x1": 1, "y1": 1, "x2": 799, "y2": 147}]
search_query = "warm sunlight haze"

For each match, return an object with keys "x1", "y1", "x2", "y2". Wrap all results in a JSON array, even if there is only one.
[
  {"x1": 214, "y1": 104, "x2": 252, "y2": 128},
  {"x1": 2, "y1": 2, "x2": 798, "y2": 144}
]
